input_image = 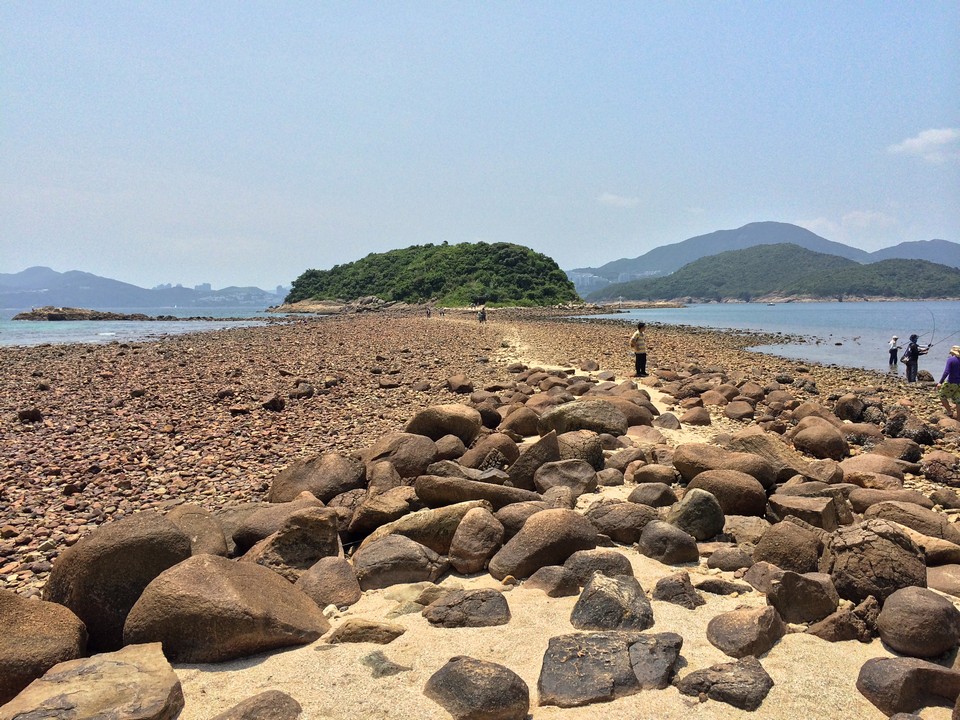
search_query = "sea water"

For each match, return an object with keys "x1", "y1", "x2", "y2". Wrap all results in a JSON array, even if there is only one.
[
  {"x1": 592, "y1": 300, "x2": 960, "y2": 376},
  {"x1": 0, "y1": 307, "x2": 272, "y2": 347}
]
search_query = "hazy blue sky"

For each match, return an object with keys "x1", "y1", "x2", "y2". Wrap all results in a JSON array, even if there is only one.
[{"x1": 2, "y1": 2, "x2": 958, "y2": 290}]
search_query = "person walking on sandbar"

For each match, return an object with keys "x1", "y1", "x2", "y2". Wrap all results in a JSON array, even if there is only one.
[
  {"x1": 629, "y1": 322, "x2": 648, "y2": 377},
  {"x1": 936, "y1": 345, "x2": 960, "y2": 420},
  {"x1": 888, "y1": 335, "x2": 900, "y2": 371},
  {"x1": 903, "y1": 333, "x2": 929, "y2": 383}
]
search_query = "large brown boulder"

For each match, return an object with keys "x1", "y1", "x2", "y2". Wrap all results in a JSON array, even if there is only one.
[
  {"x1": 498, "y1": 405, "x2": 541, "y2": 437},
  {"x1": 360, "y1": 500, "x2": 491, "y2": 554},
  {"x1": 537, "y1": 399, "x2": 629, "y2": 437},
  {"x1": 864, "y1": 501, "x2": 960, "y2": 546},
  {"x1": 557, "y1": 430, "x2": 605, "y2": 470},
  {"x1": 507, "y1": 431, "x2": 561, "y2": 490},
  {"x1": 43, "y1": 512, "x2": 192, "y2": 653},
  {"x1": 819, "y1": 519, "x2": 927, "y2": 605},
  {"x1": 123, "y1": 555, "x2": 329, "y2": 662},
  {"x1": 672, "y1": 443, "x2": 777, "y2": 488},
  {"x1": 534, "y1": 459, "x2": 598, "y2": 497},
  {"x1": 448, "y1": 507, "x2": 504, "y2": 574},
  {"x1": 294, "y1": 556, "x2": 362, "y2": 609},
  {"x1": 488, "y1": 509, "x2": 597, "y2": 580},
  {"x1": 0, "y1": 643, "x2": 183, "y2": 720},
  {"x1": 791, "y1": 417, "x2": 849, "y2": 460},
  {"x1": 352, "y1": 535, "x2": 449, "y2": 590},
  {"x1": 240, "y1": 507, "x2": 341, "y2": 582},
  {"x1": 424, "y1": 656, "x2": 529, "y2": 720},
  {"x1": 687, "y1": 469, "x2": 767, "y2": 517},
  {"x1": 841, "y1": 454, "x2": 906, "y2": 482},
  {"x1": 876, "y1": 586, "x2": 960, "y2": 658},
  {"x1": 752, "y1": 521, "x2": 821, "y2": 574},
  {"x1": 267, "y1": 452, "x2": 366, "y2": 503},
  {"x1": 458, "y1": 433, "x2": 520, "y2": 469},
  {"x1": 165, "y1": 503, "x2": 228, "y2": 557},
  {"x1": 404, "y1": 403, "x2": 483, "y2": 445},
  {"x1": 358, "y1": 432, "x2": 438, "y2": 478},
  {"x1": 584, "y1": 499, "x2": 658, "y2": 544},
  {"x1": 0, "y1": 590, "x2": 88, "y2": 705},
  {"x1": 857, "y1": 657, "x2": 960, "y2": 716},
  {"x1": 706, "y1": 606, "x2": 785, "y2": 659},
  {"x1": 415, "y1": 475, "x2": 540, "y2": 511},
  {"x1": 728, "y1": 427, "x2": 820, "y2": 482},
  {"x1": 232, "y1": 494, "x2": 325, "y2": 554}
]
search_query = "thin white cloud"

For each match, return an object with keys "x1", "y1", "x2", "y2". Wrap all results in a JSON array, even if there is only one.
[
  {"x1": 597, "y1": 192, "x2": 641, "y2": 208},
  {"x1": 799, "y1": 210, "x2": 898, "y2": 249},
  {"x1": 888, "y1": 128, "x2": 960, "y2": 163}
]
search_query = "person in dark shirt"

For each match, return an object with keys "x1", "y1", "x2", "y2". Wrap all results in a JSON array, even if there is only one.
[{"x1": 903, "y1": 334, "x2": 929, "y2": 383}]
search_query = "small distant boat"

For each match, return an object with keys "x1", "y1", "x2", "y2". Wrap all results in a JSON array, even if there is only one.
[{"x1": 766, "y1": 303, "x2": 776, "y2": 306}]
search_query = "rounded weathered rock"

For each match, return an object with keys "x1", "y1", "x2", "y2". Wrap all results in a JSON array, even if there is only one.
[
  {"x1": 0, "y1": 589, "x2": 88, "y2": 705},
  {"x1": 488, "y1": 509, "x2": 598, "y2": 581},
  {"x1": 207, "y1": 690, "x2": 303, "y2": 720},
  {"x1": 584, "y1": 499, "x2": 658, "y2": 544},
  {"x1": 352, "y1": 534, "x2": 449, "y2": 590},
  {"x1": 534, "y1": 459, "x2": 598, "y2": 497},
  {"x1": 570, "y1": 573, "x2": 654, "y2": 631},
  {"x1": 562, "y1": 548, "x2": 634, "y2": 586},
  {"x1": 404, "y1": 403, "x2": 483, "y2": 445},
  {"x1": 753, "y1": 521, "x2": 821, "y2": 574},
  {"x1": 706, "y1": 605, "x2": 786, "y2": 658},
  {"x1": 819, "y1": 519, "x2": 927, "y2": 605},
  {"x1": 449, "y1": 507, "x2": 505, "y2": 574},
  {"x1": 422, "y1": 588, "x2": 511, "y2": 628},
  {"x1": 876, "y1": 586, "x2": 960, "y2": 658},
  {"x1": 665, "y1": 488, "x2": 725, "y2": 541},
  {"x1": 687, "y1": 469, "x2": 767, "y2": 517},
  {"x1": 295, "y1": 555, "x2": 363, "y2": 608},
  {"x1": 424, "y1": 656, "x2": 529, "y2": 720},
  {"x1": 165, "y1": 503, "x2": 228, "y2": 557},
  {"x1": 537, "y1": 399, "x2": 629, "y2": 437},
  {"x1": 627, "y1": 482, "x2": 677, "y2": 508},
  {"x1": 267, "y1": 452, "x2": 366, "y2": 503},
  {"x1": 359, "y1": 432, "x2": 439, "y2": 479},
  {"x1": 43, "y1": 512, "x2": 192, "y2": 653},
  {"x1": 638, "y1": 521, "x2": 699, "y2": 565},
  {"x1": 123, "y1": 554, "x2": 330, "y2": 662}
]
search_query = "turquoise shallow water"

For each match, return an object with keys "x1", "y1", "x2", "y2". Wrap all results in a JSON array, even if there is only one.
[
  {"x1": 0, "y1": 307, "x2": 271, "y2": 347},
  {"x1": 591, "y1": 300, "x2": 960, "y2": 375}
]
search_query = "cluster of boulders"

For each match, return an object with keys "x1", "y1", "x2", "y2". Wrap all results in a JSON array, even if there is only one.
[{"x1": 3, "y1": 359, "x2": 960, "y2": 718}]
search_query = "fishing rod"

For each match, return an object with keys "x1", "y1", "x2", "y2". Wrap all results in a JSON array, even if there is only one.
[{"x1": 927, "y1": 328, "x2": 960, "y2": 350}]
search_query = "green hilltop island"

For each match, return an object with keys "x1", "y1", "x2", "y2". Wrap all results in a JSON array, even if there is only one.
[
  {"x1": 280, "y1": 242, "x2": 582, "y2": 310},
  {"x1": 586, "y1": 244, "x2": 960, "y2": 303}
]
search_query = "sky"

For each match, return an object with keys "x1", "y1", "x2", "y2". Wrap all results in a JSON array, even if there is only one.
[{"x1": 2, "y1": 2, "x2": 958, "y2": 290}]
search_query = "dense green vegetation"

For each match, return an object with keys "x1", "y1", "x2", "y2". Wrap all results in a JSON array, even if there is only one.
[
  {"x1": 588, "y1": 244, "x2": 856, "y2": 302},
  {"x1": 587, "y1": 244, "x2": 960, "y2": 301},
  {"x1": 783, "y1": 259, "x2": 960, "y2": 299},
  {"x1": 286, "y1": 242, "x2": 580, "y2": 306}
]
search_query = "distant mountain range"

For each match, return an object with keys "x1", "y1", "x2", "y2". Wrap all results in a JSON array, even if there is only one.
[
  {"x1": 567, "y1": 221, "x2": 960, "y2": 295},
  {"x1": 585, "y1": 243, "x2": 960, "y2": 302},
  {"x1": 0, "y1": 267, "x2": 285, "y2": 309}
]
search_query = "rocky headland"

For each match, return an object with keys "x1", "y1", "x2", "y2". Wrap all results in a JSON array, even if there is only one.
[
  {"x1": 2, "y1": 310, "x2": 960, "y2": 719},
  {"x1": 12, "y1": 306, "x2": 264, "y2": 322}
]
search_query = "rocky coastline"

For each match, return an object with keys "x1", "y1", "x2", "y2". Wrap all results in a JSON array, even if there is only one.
[
  {"x1": 11, "y1": 306, "x2": 266, "y2": 322},
  {"x1": 2, "y1": 310, "x2": 960, "y2": 719}
]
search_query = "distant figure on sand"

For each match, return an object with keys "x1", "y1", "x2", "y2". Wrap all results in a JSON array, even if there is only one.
[
  {"x1": 937, "y1": 345, "x2": 960, "y2": 419},
  {"x1": 629, "y1": 322, "x2": 648, "y2": 377},
  {"x1": 478, "y1": 306, "x2": 487, "y2": 324},
  {"x1": 888, "y1": 335, "x2": 900, "y2": 370},
  {"x1": 902, "y1": 333, "x2": 929, "y2": 383}
]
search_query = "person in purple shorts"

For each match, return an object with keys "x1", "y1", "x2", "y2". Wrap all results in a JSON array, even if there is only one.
[{"x1": 937, "y1": 345, "x2": 960, "y2": 420}]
